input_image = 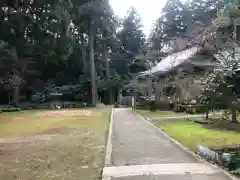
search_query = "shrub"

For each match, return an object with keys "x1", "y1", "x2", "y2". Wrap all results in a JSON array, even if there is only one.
[
  {"x1": 185, "y1": 104, "x2": 206, "y2": 114},
  {"x1": 73, "y1": 93, "x2": 84, "y2": 101},
  {"x1": 136, "y1": 98, "x2": 149, "y2": 109},
  {"x1": 96, "y1": 103, "x2": 105, "y2": 108},
  {"x1": 186, "y1": 107, "x2": 196, "y2": 114},
  {"x1": 0, "y1": 108, "x2": 20, "y2": 112},
  {"x1": 63, "y1": 101, "x2": 86, "y2": 108},
  {"x1": 136, "y1": 104, "x2": 148, "y2": 109},
  {"x1": 31, "y1": 93, "x2": 46, "y2": 103},
  {"x1": 147, "y1": 100, "x2": 172, "y2": 111},
  {"x1": 173, "y1": 104, "x2": 186, "y2": 112},
  {"x1": 49, "y1": 103, "x2": 56, "y2": 109},
  {"x1": 149, "y1": 100, "x2": 157, "y2": 111},
  {"x1": 155, "y1": 101, "x2": 171, "y2": 110},
  {"x1": 195, "y1": 104, "x2": 206, "y2": 113}
]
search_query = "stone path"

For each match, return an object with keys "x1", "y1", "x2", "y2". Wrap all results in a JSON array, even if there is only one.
[{"x1": 102, "y1": 108, "x2": 234, "y2": 180}]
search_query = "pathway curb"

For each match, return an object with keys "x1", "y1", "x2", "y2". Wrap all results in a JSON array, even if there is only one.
[
  {"x1": 104, "y1": 108, "x2": 114, "y2": 167},
  {"x1": 102, "y1": 108, "x2": 114, "y2": 180},
  {"x1": 133, "y1": 111, "x2": 238, "y2": 180}
]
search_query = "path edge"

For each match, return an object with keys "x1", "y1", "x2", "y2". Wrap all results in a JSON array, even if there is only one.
[
  {"x1": 133, "y1": 111, "x2": 238, "y2": 180},
  {"x1": 102, "y1": 108, "x2": 114, "y2": 180},
  {"x1": 104, "y1": 108, "x2": 114, "y2": 167}
]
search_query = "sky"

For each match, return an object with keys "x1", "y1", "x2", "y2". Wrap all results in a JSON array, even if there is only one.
[{"x1": 109, "y1": 0, "x2": 168, "y2": 36}]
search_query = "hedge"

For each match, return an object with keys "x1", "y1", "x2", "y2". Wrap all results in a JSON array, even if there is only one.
[{"x1": 0, "y1": 108, "x2": 21, "y2": 112}]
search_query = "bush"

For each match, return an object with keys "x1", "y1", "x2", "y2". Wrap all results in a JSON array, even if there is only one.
[
  {"x1": 73, "y1": 93, "x2": 84, "y2": 101},
  {"x1": 136, "y1": 103, "x2": 148, "y2": 109},
  {"x1": 147, "y1": 100, "x2": 172, "y2": 111},
  {"x1": 136, "y1": 99, "x2": 173, "y2": 111},
  {"x1": 63, "y1": 101, "x2": 86, "y2": 109},
  {"x1": 185, "y1": 104, "x2": 206, "y2": 114},
  {"x1": 195, "y1": 104, "x2": 206, "y2": 113},
  {"x1": 96, "y1": 103, "x2": 105, "y2": 108},
  {"x1": 31, "y1": 93, "x2": 46, "y2": 103},
  {"x1": 173, "y1": 104, "x2": 186, "y2": 112},
  {"x1": 186, "y1": 107, "x2": 196, "y2": 114},
  {"x1": 156, "y1": 101, "x2": 172, "y2": 110},
  {"x1": 0, "y1": 108, "x2": 21, "y2": 112},
  {"x1": 149, "y1": 100, "x2": 157, "y2": 111}
]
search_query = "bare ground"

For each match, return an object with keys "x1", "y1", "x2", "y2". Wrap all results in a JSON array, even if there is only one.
[
  {"x1": 0, "y1": 108, "x2": 111, "y2": 180},
  {"x1": 35, "y1": 109, "x2": 94, "y2": 117}
]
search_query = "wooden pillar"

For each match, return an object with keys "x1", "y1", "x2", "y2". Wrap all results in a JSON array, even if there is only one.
[
  {"x1": 132, "y1": 87, "x2": 136, "y2": 111},
  {"x1": 147, "y1": 76, "x2": 152, "y2": 97}
]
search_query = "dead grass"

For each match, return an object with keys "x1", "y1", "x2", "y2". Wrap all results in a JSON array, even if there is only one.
[
  {"x1": 35, "y1": 109, "x2": 94, "y2": 117},
  {"x1": 0, "y1": 109, "x2": 99, "y2": 137},
  {"x1": 0, "y1": 107, "x2": 111, "y2": 180}
]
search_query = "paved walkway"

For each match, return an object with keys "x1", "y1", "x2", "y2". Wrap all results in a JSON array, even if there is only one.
[{"x1": 102, "y1": 108, "x2": 234, "y2": 180}]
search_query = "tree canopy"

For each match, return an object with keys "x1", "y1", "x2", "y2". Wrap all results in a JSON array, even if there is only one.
[{"x1": 0, "y1": 0, "x2": 148, "y2": 106}]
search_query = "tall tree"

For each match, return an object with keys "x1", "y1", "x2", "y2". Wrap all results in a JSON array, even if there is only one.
[
  {"x1": 161, "y1": 0, "x2": 189, "y2": 41},
  {"x1": 0, "y1": 0, "x2": 74, "y2": 106},
  {"x1": 73, "y1": 0, "x2": 119, "y2": 106},
  {"x1": 101, "y1": 3, "x2": 119, "y2": 104},
  {"x1": 112, "y1": 7, "x2": 146, "y2": 78}
]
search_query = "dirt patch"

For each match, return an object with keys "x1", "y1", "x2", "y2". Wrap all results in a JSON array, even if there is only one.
[
  {"x1": 12, "y1": 117, "x2": 25, "y2": 121},
  {"x1": 39, "y1": 127, "x2": 74, "y2": 135},
  {"x1": 0, "y1": 108, "x2": 111, "y2": 180},
  {"x1": 0, "y1": 127, "x2": 76, "y2": 144},
  {"x1": 0, "y1": 134, "x2": 58, "y2": 144},
  {"x1": 35, "y1": 109, "x2": 94, "y2": 117}
]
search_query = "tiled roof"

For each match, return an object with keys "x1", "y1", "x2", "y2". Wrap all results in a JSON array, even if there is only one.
[{"x1": 139, "y1": 46, "x2": 199, "y2": 76}]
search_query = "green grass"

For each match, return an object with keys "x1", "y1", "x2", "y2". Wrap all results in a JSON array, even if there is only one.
[
  {"x1": 0, "y1": 107, "x2": 112, "y2": 180},
  {"x1": 136, "y1": 109, "x2": 184, "y2": 118},
  {"x1": 154, "y1": 120, "x2": 240, "y2": 151}
]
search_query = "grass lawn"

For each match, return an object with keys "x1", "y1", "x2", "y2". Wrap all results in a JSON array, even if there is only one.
[
  {"x1": 154, "y1": 119, "x2": 240, "y2": 151},
  {"x1": 0, "y1": 107, "x2": 111, "y2": 180},
  {"x1": 136, "y1": 109, "x2": 184, "y2": 118}
]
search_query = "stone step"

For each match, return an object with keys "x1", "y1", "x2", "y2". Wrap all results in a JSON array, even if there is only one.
[
  {"x1": 102, "y1": 163, "x2": 221, "y2": 179},
  {"x1": 109, "y1": 173, "x2": 232, "y2": 180}
]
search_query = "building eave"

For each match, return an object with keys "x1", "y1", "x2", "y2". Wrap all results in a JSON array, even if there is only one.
[{"x1": 139, "y1": 46, "x2": 200, "y2": 77}]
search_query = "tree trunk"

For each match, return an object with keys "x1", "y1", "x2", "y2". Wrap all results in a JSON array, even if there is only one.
[
  {"x1": 231, "y1": 28, "x2": 237, "y2": 123},
  {"x1": 80, "y1": 34, "x2": 88, "y2": 74},
  {"x1": 147, "y1": 76, "x2": 152, "y2": 97},
  {"x1": 89, "y1": 19, "x2": 97, "y2": 106},
  {"x1": 231, "y1": 104, "x2": 238, "y2": 123},
  {"x1": 132, "y1": 88, "x2": 136, "y2": 111},
  {"x1": 155, "y1": 82, "x2": 160, "y2": 102},
  {"x1": 205, "y1": 108, "x2": 209, "y2": 119},
  {"x1": 205, "y1": 99, "x2": 210, "y2": 120},
  {"x1": 13, "y1": 86, "x2": 19, "y2": 107},
  {"x1": 103, "y1": 36, "x2": 113, "y2": 104},
  {"x1": 8, "y1": 92, "x2": 11, "y2": 108}
]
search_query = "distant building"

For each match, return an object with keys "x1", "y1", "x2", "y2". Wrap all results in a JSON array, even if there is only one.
[
  {"x1": 130, "y1": 2, "x2": 240, "y2": 103},
  {"x1": 137, "y1": 46, "x2": 219, "y2": 102}
]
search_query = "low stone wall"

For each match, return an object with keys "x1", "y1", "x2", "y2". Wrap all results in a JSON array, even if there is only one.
[{"x1": 196, "y1": 144, "x2": 222, "y2": 165}]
